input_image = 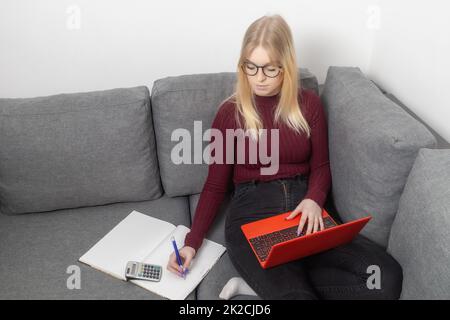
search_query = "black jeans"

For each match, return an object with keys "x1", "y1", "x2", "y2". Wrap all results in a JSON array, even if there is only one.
[{"x1": 224, "y1": 174, "x2": 403, "y2": 300}]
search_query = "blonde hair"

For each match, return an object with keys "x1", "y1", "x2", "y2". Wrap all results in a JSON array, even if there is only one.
[{"x1": 224, "y1": 14, "x2": 311, "y2": 141}]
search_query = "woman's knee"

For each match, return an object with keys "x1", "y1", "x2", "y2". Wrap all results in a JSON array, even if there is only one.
[
  {"x1": 224, "y1": 223, "x2": 241, "y2": 248},
  {"x1": 346, "y1": 237, "x2": 403, "y2": 299},
  {"x1": 380, "y1": 256, "x2": 403, "y2": 299},
  {"x1": 224, "y1": 224, "x2": 250, "y2": 264},
  {"x1": 365, "y1": 253, "x2": 403, "y2": 300}
]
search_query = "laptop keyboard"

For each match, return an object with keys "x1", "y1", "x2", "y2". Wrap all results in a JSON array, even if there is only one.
[{"x1": 248, "y1": 216, "x2": 338, "y2": 262}]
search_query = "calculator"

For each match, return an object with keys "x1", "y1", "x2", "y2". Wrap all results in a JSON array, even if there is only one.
[{"x1": 125, "y1": 261, "x2": 162, "y2": 282}]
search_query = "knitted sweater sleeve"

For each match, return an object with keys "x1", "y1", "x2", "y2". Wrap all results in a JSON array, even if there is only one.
[
  {"x1": 303, "y1": 92, "x2": 332, "y2": 209},
  {"x1": 184, "y1": 102, "x2": 235, "y2": 251}
]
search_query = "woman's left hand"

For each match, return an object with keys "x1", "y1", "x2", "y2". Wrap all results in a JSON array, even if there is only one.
[{"x1": 285, "y1": 199, "x2": 324, "y2": 236}]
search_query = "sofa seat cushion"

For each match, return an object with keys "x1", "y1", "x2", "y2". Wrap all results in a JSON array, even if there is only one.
[
  {"x1": 387, "y1": 148, "x2": 450, "y2": 299},
  {"x1": 321, "y1": 66, "x2": 437, "y2": 247},
  {"x1": 0, "y1": 86, "x2": 162, "y2": 215},
  {"x1": 0, "y1": 195, "x2": 192, "y2": 299}
]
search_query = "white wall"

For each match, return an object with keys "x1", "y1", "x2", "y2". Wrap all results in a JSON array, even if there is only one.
[
  {"x1": 367, "y1": 0, "x2": 450, "y2": 142},
  {"x1": 0, "y1": 0, "x2": 448, "y2": 141},
  {"x1": 0, "y1": 0, "x2": 374, "y2": 96}
]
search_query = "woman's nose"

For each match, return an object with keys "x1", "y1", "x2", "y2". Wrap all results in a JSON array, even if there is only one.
[{"x1": 256, "y1": 69, "x2": 266, "y2": 81}]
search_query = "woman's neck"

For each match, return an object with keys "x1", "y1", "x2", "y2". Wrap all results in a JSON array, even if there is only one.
[{"x1": 253, "y1": 91, "x2": 280, "y2": 106}]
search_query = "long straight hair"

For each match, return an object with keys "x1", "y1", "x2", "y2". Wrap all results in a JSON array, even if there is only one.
[{"x1": 225, "y1": 14, "x2": 311, "y2": 141}]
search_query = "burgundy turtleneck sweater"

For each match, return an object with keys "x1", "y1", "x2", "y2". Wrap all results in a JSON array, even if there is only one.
[{"x1": 184, "y1": 88, "x2": 331, "y2": 251}]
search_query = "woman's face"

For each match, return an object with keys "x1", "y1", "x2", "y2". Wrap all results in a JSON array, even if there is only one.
[{"x1": 243, "y1": 46, "x2": 283, "y2": 97}]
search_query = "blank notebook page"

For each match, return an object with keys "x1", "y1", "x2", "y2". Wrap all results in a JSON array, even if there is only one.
[
  {"x1": 79, "y1": 210, "x2": 175, "y2": 280},
  {"x1": 133, "y1": 225, "x2": 226, "y2": 300}
]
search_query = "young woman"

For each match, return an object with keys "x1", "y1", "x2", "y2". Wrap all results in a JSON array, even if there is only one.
[{"x1": 167, "y1": 14, "x2": 403, "y2": 299}]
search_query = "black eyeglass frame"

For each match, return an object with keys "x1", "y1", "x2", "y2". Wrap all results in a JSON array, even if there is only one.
[{"x1": 241, "y1": 60, "x2": 283, "y2": 78}]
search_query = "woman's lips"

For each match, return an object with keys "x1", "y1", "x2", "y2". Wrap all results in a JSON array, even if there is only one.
[{"x1": 256, "y1": 85, "x2": 268, "y2": 90}]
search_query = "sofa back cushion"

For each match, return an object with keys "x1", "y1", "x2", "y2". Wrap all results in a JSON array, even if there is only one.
[
  {"x1": 387, "y1": 148, "x2": 450, "y2": 299},
  {"x1": 321, "y1": 66, "x2": 437, "y2": 247},
  {"x1": 151, "y1": 69, "x2": 319, "y2": 197},
  {"x1": 0, "y1": 86, "x2": 162, "y2": 215}
]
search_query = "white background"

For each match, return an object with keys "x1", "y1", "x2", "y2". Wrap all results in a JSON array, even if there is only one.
[{"x1": 1, "y1": 0, "x2": 449, "y2": 141}]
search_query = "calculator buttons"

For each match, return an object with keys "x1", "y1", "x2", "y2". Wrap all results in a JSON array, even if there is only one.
[
  {"x1": 140, "y1": 264, "x2": 160, "y2": 279},
  {"x1": 127, "y1": 263, "x2": 161, "y2": 281}
]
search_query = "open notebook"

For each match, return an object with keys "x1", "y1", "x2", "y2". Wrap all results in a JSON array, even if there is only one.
[{"x1": 79, "y1": 210, "x2": 226, "y2": 300}]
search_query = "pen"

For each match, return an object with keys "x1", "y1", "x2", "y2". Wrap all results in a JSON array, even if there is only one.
[{"x1": 171, "y1": 236, "x2": 187, "y2": 278}]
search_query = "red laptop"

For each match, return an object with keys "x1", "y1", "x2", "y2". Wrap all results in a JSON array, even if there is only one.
[{"x1": 241, "y1": 209, "x2": 371, "y2": 269}]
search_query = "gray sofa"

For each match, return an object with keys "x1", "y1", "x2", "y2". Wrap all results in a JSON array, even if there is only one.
[{"x1": 0, "y1": 67, "x2": 448, "y2": 300}]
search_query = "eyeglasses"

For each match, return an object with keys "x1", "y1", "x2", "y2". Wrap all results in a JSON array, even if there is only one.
[{"x1": 241, "y1": 60, "x2": 283, "y2": 78}]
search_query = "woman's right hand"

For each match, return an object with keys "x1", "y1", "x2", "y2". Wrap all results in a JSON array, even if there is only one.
[{"x1": 167, "y1": 246, "x2": 196, "y2": 277}]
